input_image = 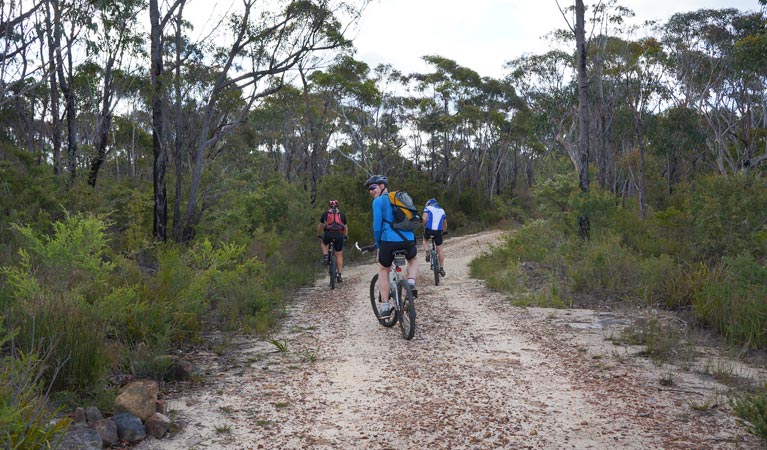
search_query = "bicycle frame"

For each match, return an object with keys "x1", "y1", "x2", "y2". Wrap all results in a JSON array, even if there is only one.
[
  {"x1": 358, "y1": 242, "x2": 416, "y2": 340},
  {"x1": 429, "y1": 237, "x2": 440, "y2": 285},
  {"x1": 327, "y1": 241, "x2": 338, "y2": 289}
]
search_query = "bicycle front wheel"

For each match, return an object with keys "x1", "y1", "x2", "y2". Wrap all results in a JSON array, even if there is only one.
[
  {"x1": 370, "y1": 274, "x2": 396, "y2": 327},
  {"x1": 397, "y1": 280, "x2": 416, "y2": 340},
  {"x1": 431, "y1": 249, "x2": 440, "y2": 286}
]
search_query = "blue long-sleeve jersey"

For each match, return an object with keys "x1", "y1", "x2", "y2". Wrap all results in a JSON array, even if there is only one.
[{"x1": 372, "y1": 191, "x2": 415, "y2": 248}]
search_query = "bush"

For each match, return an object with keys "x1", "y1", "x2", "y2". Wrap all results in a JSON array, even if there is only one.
[
  {"x1": 731, "y1": 386, "x2": 767, "y2": 440},
  {"x1": 693, "y1": 254, "x2": 767, "y2": 349},
  {"x1": 0, "y1": 323, "x2": 72, "y2": 449},
  {"x1": 688, "y1": 174, "x2": 767, "y2": 261},
  {"x1": 566, "y1": 232, "x2": 641, "y2": 296},
  {"x1": 2, "y1": 213, "x2": 114, "y2": 391}
]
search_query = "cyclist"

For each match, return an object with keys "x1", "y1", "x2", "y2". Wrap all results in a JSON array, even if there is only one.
[
  {"x1": 422, "y1": 198, "x2": 447, "y2": 277},
  {"x1": 365, "y1": 175, "x2": 419, "y2": 317},
  {"x1": 317, "y1": 199, "x2": 348, "y2": 283}
]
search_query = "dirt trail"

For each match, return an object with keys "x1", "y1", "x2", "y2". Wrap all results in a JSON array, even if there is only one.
[{"x1": 137, "y1": 230, "x2": 763, "y2": 449}]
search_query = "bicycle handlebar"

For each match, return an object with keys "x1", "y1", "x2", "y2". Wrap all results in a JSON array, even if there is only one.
[{"x1": 355, "y1": 241, "x2": 377, "y2": 254}]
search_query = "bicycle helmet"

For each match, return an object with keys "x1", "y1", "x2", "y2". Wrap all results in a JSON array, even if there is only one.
[
  {"x1": 426, "y1": 198, "x2": 438, "y2": 207},
  {"x1": 329, "y1": 199, "x2": 339, "y2": 208},
  {"x1": 364, "y1": 174, "x2": 388, "y2": 188}
]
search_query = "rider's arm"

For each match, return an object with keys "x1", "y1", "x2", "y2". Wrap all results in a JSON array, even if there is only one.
[
  {"x1": 317, "y1": 213, "x2": 325, "y2": 238},
  {"x1": 372, "y1": 196, "x2": 384, "y2": 248}
]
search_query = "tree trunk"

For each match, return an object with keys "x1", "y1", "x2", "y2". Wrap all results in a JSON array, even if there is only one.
[
  {"x1": 576, "y1": 0, "x2": 590, "y2": 193},
  {"x1": 150, "y1": 0, "x2": 167, "y2": 241},
  {"x1": 635, "y1": 115, "x2": 647, "y2": 219},
  {"x1": 88, "y1": 61, "x2": 114, "y2": 188},
  {"x1": 44, "y1": 0, "x2": 62, "y2": 175}
]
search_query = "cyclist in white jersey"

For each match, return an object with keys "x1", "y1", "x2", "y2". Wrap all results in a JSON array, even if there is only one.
[{"x1": 422, "y1": 198, "x2": 447, "y2": 277}]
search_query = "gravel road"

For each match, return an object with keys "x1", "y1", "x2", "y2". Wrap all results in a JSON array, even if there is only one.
[{"x1": 137, "y1": 230, "x2": 763, "y2": 449}]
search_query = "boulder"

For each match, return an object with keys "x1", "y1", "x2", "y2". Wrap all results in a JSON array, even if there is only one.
[
  {"x1": 114, "y1": 379, "x2": 159, "y2": 420},
  {"x1": 85, "y1": 406, "x2": 104, "y2": 423},
  {"x1": 144, "y1": 412, "x2": 171, "y2": 438},
  {"x1": 56, "y1": 426, "x2": 102, "y2": 450},
  {"x1": 72, "y1": 407, "x2": 86, "y2": 424},
  {"x1": 90, "y1": 418, "x2": 119, "y2": 447},
  {"x1": 112, "y1": 412, "x2": 146, "y2": 443}
]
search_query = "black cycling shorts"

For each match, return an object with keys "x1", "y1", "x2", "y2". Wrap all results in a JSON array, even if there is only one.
[
  {"x1": 323, "y1": 232, "x2": 345, "y2": 251},
  {"x1": 378, "y1": 240, "x2": 417, "y2": 267},
  {"x1": 423, "y1": 229, "x2": 444, "y2": 246}
]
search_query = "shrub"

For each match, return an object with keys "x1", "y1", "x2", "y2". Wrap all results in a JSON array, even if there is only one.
[
  {"x1": 693, "y1": 254, "x2": 767, "y2": 349},
  {"x1": 688, "y1": 174, "x2": 767, "y2": 261},
  {"x1": 0, "y1": 323, "x2": 72, "y2": 449},
  {"x1": 8, "y1": 294, "x2": 109, "y2": 391},
  {"x1": 2, "y1": 213, "x2": 114, "y2": 391},
  {"x1": 566, "y1": 232, "x2": 641, "y2": 296},
  {"x1": 731, "y1": 386, "x2": 767, "y2": 440}
]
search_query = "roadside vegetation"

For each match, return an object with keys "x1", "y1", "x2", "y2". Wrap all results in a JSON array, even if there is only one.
[{"x1": 471, "y1": 172, "x2": 767, "y2": 439}]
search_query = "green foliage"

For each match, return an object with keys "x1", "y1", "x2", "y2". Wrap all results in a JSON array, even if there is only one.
[
  {"x1": 5, "y1": 212, "x2": 114, "y2": 304},
  {"x1": 9, "y1": 294, "x2": 109, "y2": 391},
  {"x1": 693, "y1": 254, "x2": 767, "y2": 349},
  {"x1": 567, "y1": 232, "x2": 642, "y2": 295},
  {"x1": 688, "y1": 174, "x2": 767, "y2": 261},
  {"x1": 616, "y1": 317, "x2": 691, "y2": 363},
  {"x1": 0, "y1": 342, "x2": 71, "y2": 450},
  {"x1": 731, "y1": 386, "x2": 767, "y2": 440},
  {"x1": 2, "y1": 213, "x2": 114, "y2": 391}
]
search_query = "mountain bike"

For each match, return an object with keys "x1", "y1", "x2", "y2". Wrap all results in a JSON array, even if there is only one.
[
  {"x1": 357, "y1": 243, "x2": 416, "y2": 340},
  {"x1": 327, "y1": 241, "x2": 338, "y2": 289},
  {"x1": 427, "y1": 236, "x2": 440, "y2": 286}
]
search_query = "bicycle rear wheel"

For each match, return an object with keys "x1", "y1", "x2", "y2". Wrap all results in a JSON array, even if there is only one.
[
  {"x1": 431, "y1": 249, "x2": 440, "y2": 286},
  {"x1": 369, "y1": 274, "x2": 396, "y2": 327},
  {"x1": 397, "y1": 280, "x2": 416, "y2": 340},
  {"x1": 329, "y1": 254, "x2": 337, "y2": 289}
]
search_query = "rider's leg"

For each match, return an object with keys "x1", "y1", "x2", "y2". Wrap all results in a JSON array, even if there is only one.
[
  {"x1": 437, "y1": 245, "x2": 445, "y2": 268},
  {"x1": 336, "y1": 250, "x2": 343, "y2": 273},
  {"x1": 377, "y1": 263, "x2": 391, "y2": 301},
  {"x1": 320, "y1": 240, "x2": 329, "y2": 259}
]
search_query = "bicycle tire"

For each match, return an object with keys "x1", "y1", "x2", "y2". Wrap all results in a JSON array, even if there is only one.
[
  {"x1": 431, "y1": 248, "x2": 440, "y2": 286},
  {"x1": 329, "y1": 253, "x2": 337, "y2": 289},
  {"x1": 369, "y1": 274, "x2": 396, "y2": 327},
  {"x1": 397, "y1": 280, "x2": 416, "y2": 340}
]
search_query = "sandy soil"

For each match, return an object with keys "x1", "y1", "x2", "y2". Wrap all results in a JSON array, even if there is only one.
[{"x1": 137, "y1": 230, "x2": 765, "y2": 449}]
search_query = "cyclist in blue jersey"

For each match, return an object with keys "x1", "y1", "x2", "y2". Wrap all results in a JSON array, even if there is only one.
[
  {"x1": 365, "y1": 175, "x2": 419, "y2": 317},
  {"x1": 422, "y1": 198, "x2": 447, "y2": 277}
]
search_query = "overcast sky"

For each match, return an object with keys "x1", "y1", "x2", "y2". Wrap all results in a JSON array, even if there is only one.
[{"x1": 351, "y1": 0, "x2": 762, "y2": 79}]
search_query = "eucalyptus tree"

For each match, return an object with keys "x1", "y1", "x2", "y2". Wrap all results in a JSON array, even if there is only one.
[
  {"x1": 614, "y1": 36, "x2": 668, "y2": 217},
  {"x1": 49, "y1": 0, "x2": 95, "y2": 184},
  {"x1": 505, "y1": 50, "x2": 575, "y2": 167},
  {"x1": 84, "y1": 0, "x2": 145, "y2": 187},
  {"x1": 408, "y1": 55, "x2": 487, "y2": 191},
  {"x1": 662, "y1": 8, "x2": 767, "y2": 175},
  {"x1": 307, "y1": 56, "x2": 395, "y2": 182},
  {"x1": 149, "y1": 0, "x2": 366, "y2": 242},
  {"x1": 0, "y1": 0, "x2": 47, "y2": 107},
  {"x1": 247, "y1": 85, "x2": 307, "y2": 181}
]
